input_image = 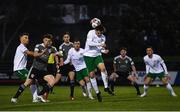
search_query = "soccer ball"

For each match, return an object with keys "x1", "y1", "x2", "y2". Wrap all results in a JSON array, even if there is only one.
[{"x1": 90, "y1": 18, "x2": 101, "y2": 28}]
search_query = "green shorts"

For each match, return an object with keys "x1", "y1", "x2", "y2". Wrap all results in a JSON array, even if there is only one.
[
  {"x1": 14, "y1": 69, "x2": 29, "y2": 80},
  {"x1": 147, "y1": 72, "x2": 165, "y2": 80},
  {"x1": 84, "y1": 55, "x2": 104, "y2": 73},
  {"x1": 76, "y1": 68, "x2": 89, "y2": 81}
]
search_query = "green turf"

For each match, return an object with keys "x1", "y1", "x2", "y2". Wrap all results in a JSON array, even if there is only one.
[{"x1": 0, "y1": 85, "x2": 180, "y2": 111}]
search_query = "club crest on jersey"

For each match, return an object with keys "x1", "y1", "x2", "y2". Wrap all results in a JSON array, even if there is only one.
[{"x1": 125, "y1": 60, "x2": 128, "y2": 64}]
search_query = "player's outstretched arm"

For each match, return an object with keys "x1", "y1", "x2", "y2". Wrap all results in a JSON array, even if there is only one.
[{"x1": 24, "y1": 49, "x2": 46, "y2": 57}]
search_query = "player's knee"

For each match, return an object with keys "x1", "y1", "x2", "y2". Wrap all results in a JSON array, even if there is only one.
[
  {"x1": 24, "y1": 79, "x2": 32, "y2": 87},
  {"x1": 46, "y1": 78, "x2": 55, "y2": 86},
  {"x1": 162, "y1": 79, "x2": 168, "y2": 85},
  {"x1": 109, "y1": 75, "x2": 114, "y2": 81}
]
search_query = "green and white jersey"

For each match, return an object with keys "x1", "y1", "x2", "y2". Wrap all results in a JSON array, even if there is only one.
[
  {"x1": 13, "y1": 44, "x2": 28, "y2": 71},
  {"x1": 84, "y1": 30, "x2": 106, "y2": 57},
  {"x1": 64, "y1": 48, "x2": 86, "y2": 71},
  {"x1": 144, "y1": 54, "x2": 168, "y2": 74}
]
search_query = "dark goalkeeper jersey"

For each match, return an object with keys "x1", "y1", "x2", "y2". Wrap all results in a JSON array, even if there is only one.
[{"x1": 113, "y1": 55, "x2": 134, "y2": 73}]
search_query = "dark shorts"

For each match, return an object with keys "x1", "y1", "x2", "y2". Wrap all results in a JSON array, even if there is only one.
[
  {"x1": 47, "y1": 64, "x2": 56, "y2": 75},
  {"x1": 29, "y1": 68, "x2": 49, "y2": 80},
  {"x1": 60, "y1": 64, "x2": 75, "y2": 76},
  {"x1": 115, "y1": 71, "x2": 131, "y2": 85},
  {"x1": 116, "y1": 71, "x2": 130, "y2": 78}
]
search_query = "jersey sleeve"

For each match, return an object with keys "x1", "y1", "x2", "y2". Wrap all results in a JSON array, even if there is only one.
[
  {"x1": 144, "y1": 57, "x2": 150, "y2": 74},
  {"x1": 21, "y1": 45, "x2": 28, "y2": 53},
  {"x1": 158, "y1": 55, "x2": 164, "y2": 64},
  {"x1": 59, "y1": 44, "x2": 63, "y2": 51},
  {"x1": 129, "y1": 57, "x2": 135, "y2": 65},
  {"x1": 64, "y1": 48, "x2": 72, "y2": 64},
  {"x1": 113, "y1": 57, "x2": 116, "y2": 64},
  {"x1": 34, "y1": 44, "x2": 40, "y2": 52},
  {"x1": 158, "y1": 56, "x2": 168, "y2": 74},
  {"x1": 86, "y1": 31, "x2": 102, "y2": 46}
]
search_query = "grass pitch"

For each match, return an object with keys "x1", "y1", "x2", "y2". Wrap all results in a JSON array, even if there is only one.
[{"x1": 0, "y1": 85, "x2": 180, "y2": 111}]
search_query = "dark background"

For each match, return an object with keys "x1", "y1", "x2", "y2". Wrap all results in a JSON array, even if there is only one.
[{"x1": 0, "y1": 0, "x2": 180, "y2": 79}]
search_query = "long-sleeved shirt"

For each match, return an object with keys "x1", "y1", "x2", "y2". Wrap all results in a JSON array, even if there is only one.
[
  {"x1": 64, "y1": 48, "x2": 86, "y2": 71},
  {"x1": 144, "y1": 54, "x2": 168, "y2": 74},
  {"x1": 83, "y1": 30, "x2": 106, "y2": 57}
]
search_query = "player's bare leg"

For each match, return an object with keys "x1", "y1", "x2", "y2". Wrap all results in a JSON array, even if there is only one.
[
  {"x1": 140, "y1": 77, "x2": 152, "y2": 97},
  {"x1": 127, "y1": 75, "x2": 141, "y2": 95},
  {"x1": 37, "y1": 75, "x2": 55, "y2": 102},
  {"x1": 162, "y1": 77, "x2": 177, "y2": 97}
]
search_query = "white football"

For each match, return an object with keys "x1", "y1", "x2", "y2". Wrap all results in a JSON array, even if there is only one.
[{"x1": 90, "y1": 18, "x2": 101, "y2": 28}]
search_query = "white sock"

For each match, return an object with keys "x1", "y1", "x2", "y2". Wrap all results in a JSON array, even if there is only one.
[
  {"x1": 90, "y1": 78, "x2": 99, "y2": 94},
  {"x1": 86, "y1": 82, "x2": 92, "y2": 97},
  {"x1": 33, "y1": 89, "x2": 38, "y2": 100},
  {"x1": 30, "y1": 84, "x2": 37, "y2": 96},
  {"x1": 166, "y1": 83, "x2": 175, "y2": 94},
  {"x1": 101, "y1": 70, "x2": 108, "y2": 88},
  {"x1": 144, "y1": 85, "x2": 149, "y2": 94}
]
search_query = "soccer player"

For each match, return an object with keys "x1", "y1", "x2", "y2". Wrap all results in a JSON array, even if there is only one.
[
  {"x1": 83, "y1": 24, "x2": 114, "y2": 96},
  {"x1": 11, "y1": 33, "x2": 46, "y2": 103},
  {"x1": 30, "y1": 34, "x2": 58, "y2": 102},
  {"x1": 47, "y1": 39, "x2": 62, "y2": 85},
  {"x1": 140, "y1": 47, "x2": 177, "y2": 97},
  {"x1": 109, "y1": 47, "x2": 141, "y2": 95},
  {"x1": 59, "y1": 32, "x2": 76, "y2": 100},
  {"x1": 43, "y1": 38, "x2": 61, "y2": 101},
  {"x1": 63, "y1": 40, "x2": 99, "y2": 101}
]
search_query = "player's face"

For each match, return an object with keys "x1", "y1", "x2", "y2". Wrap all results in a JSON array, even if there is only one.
[
  {"x1": 146, "y1": 48, "x2": 153, "y2": 56},
  {"x1": 95, "y1": 30, "x2": 103, "y2": 37},
  {"x1": 43, "y1": 38, "x2": 51, "y2": 47},
  {"x1": 120, "y1": 49, "x2": 127, "y2": 57},
  {"x1": 63, "y1": 34, "x2": 70, "y2": 43},
  {"x1": 74, "y1": 41, "x2": 80, "y2": 50},
  {"x1": 21, "y1": 35, "x2": 29, "y2": 45}
]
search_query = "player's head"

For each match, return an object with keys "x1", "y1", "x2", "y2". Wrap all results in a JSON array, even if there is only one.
[
  {"x1": 63, "y1": 32, "x2": 70, "y2": 43},
  {"x1": 19, "y1": 33, "x2": 29, "y2": 45},
  {"x1": 42, "y1": 33, "x2": 53, "y2": 47},
  {"x1": 120, "y1": 47, "x2": 127, "y2": 57},
  {"x1": 73, "y1": 39, "x2": 80, "y2": 50},
  {"x1": 146, "y1": 46, "x2": 153, "y2": 56},
  {"x1": 95, "y1": 25, "x2": 106, "y2": 37}
]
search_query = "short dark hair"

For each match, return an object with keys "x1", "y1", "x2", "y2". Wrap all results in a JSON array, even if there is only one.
[
  {"x1": 63, "y1": 32, "x2": 70, "y2": 36},
  {"x1": 43, "y1": 33, "x2": 53, "y2": 40},
  {"x1": 19, "y1": 32, "x2": 29, "y2": 38},
  {"x1": 73, "y1": 38, "x2": 80, "y2": 43},
  {"x1": 120, "y1": 47, "x2": 127, "y2": 51},
  {"x1": 146, "y1": 46, "x2": 153, "y2": 50},
  {"x1": 95, "y1": 25, "x2": 106, "y2": 33}
]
